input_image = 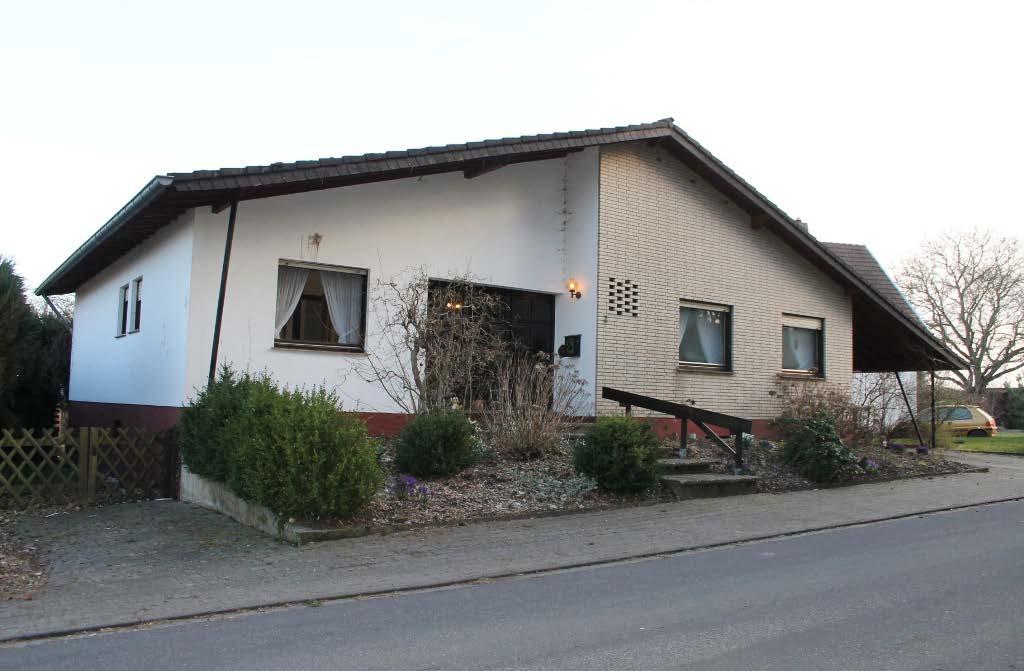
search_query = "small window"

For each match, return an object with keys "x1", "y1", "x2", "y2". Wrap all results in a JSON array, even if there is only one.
[
  {"x1": 116, "y1": 284, "x2": 129, "y2": 337},
  {"x1": 274, "y1": 261, "x2": 367, "y2": 350},
  {"x1": 129, "y1": 277, "x2": 143, "y2": 332},
  {"x1": 679, "y1": 300, "x2": 731, "y2": 368},
  {"x1": 782, "y1": 314, "x2": 823, "y2": 375}
]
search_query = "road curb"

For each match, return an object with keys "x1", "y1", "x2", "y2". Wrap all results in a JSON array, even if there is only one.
[{"x1": 4, "y1": 493, "x2": 1024, "y2": 646}]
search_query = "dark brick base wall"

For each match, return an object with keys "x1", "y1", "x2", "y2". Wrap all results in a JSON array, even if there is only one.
[
  {"x1": 642, "y1": 417, "x2": 781, "y2": 441},
  {"x1": 68, "y1": 402, "x2": 416, "y2": 438},
  {"x1": 359, "y1": 412, "x2": 414, "y2": 437},
  {"x1": 69, "y1": 402, "x2": 781, "y2": 440},
  {"x1": 70, "y1": 401, "x2": 184, "y2": 432}
]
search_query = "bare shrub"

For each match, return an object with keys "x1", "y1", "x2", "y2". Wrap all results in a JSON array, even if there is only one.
[
  {"x1": 851, "y1": 373, "x2": 913, "y2": 440},
  {"x1": 352, "y1": 268, "x2": 508, "y2": 414},
  {"x1": 479, "y1": 352, "x2": 588, "y2": 460},
  {"x1": 773, "y1": 379, "x2": 869, "y2": 444}
]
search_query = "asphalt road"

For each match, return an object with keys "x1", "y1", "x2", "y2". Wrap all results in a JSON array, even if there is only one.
[{"x1": 3, "y1": 500, "x2": 1023, "y2": 671}]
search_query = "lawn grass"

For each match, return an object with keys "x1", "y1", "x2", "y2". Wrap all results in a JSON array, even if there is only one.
[
  {"x1": 946, "y1": 431, "x2": 1024, "y2": 454},
  {"x1": 893, "y1": 431, "x2": 1024, "y2": 454}
]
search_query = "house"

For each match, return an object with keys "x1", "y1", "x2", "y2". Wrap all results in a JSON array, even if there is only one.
[{"x1": 36, "y1": 119, "x2": 964, "y2": 437}]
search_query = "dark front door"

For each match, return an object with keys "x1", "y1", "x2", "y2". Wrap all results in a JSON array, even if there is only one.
[
  {"x1": 488, "y1": 287, "x2": 556, "y2": 355},
  {"x1": 428, "y1": 281, "x2": 555, "y2": 355}
]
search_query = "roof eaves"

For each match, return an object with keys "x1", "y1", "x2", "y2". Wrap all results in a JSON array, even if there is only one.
[{"x1": 36, "y1": 176, "x2": 174, "y2": 296}]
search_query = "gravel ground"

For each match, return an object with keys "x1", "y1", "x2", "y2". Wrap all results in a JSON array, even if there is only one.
[
  {"x1": 687, "y1": 437, "x2": 977, "y2": 493},
  {"x1": 312, "y1": 435, "x2": 978, "y2": 530},
  {"x1": 326, "y1": 442, "x2": 670, "y2": 530},
  {"x1": 0, "y1": 507, "x2": 58, "y2": 601}
]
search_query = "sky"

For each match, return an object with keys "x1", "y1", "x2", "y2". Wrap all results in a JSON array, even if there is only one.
[{"x1": 1, "y1": 0, "x2": 1022, "y2": 292}]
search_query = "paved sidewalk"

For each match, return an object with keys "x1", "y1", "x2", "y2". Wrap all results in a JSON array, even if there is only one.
[{"x1": 2, "y1": 452, "x2": 1020, "y2": 641}]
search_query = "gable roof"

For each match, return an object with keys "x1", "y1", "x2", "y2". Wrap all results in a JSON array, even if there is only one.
[
  {"x1": 823, "y1": 242, "x2": 921, "y2": 325},
  {"x1": 36, "y1": 118, "x2": 964, "y2": 370}
]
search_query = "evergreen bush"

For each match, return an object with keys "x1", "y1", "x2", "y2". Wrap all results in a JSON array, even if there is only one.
[
  {"x1": 179, "y1": 368, "x2": 383, "y2": 519},
  {"x1": 394, "y1": 410, "x2": 477, "y2": 477},
  {"x1": 573, "y1": 417, "x2": 661, "y2": 492},
  {"x1": 776, "y1": 413, "x2": 860, "y2": 482},
  {"x1": 1006, "y1": 381, "x2": 1024, "y2": 430}
]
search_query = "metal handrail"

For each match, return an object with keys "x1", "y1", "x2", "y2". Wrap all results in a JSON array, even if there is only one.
[{"x1": 602, "y1": 387, "x2": 751, "y2": 472}]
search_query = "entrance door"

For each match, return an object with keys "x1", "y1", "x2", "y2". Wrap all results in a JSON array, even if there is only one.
[
  {"x1": 488, "y1": 287, "x2": 556, "y2": 355},
  {"x1": 427, "y1": 280, "x2": 555, "y2": 355}
]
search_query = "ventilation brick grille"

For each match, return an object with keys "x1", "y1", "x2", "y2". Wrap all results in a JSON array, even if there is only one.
[{"x1": 607, "y1": 277, "x2": 639, "y2": 317}]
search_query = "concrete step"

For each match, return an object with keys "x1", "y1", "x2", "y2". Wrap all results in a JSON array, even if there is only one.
[
  {"x1": 657, "y1": 458, "x2": 718, "y2": 474},
  {"x1": 660, "y1": 473, "x2": 759, "y2": 500}
]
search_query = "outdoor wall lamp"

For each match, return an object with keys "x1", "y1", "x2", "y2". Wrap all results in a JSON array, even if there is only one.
[{"x1": 568, "y1": 279, "x2": 582, "y2": 300}]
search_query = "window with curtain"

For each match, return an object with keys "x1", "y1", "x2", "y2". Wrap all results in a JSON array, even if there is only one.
[
  {"x1": 274, "y1": 261, "x2": 367, "y2": 350},
  {"x1": 679, "y1": 301, "x2": 731, "y2": 368},
  {"x1": 782, "y1": 314, "x2": 823, "y2": 375}
]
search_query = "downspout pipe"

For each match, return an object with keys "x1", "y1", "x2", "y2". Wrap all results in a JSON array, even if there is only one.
[
  {"x1": 894, "y1": 372, "x2": 925, "y2": 446},
  {"x1": 42, "y1": 295, "x2": 72, "y2": 332},
  {"x1": 930, "y1": 370, "x2": 937, "y2": 449},
  {"x1": 208, "y1": 201, "x2": 238, "y2": 386}
]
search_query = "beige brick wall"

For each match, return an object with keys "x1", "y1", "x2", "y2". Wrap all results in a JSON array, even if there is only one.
[{"x1": 596, "y1": 143, "x2": 853, "y2": 420}]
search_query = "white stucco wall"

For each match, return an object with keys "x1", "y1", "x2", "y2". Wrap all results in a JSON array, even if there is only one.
[
  {"x1": 852, "y1": 371, "x2": 916, "y2": 430},
  {"x1": 183, "y1": 148, "x2": 601, "y2": 413},
  {"x1": 69, "y1": 211, "x2": 195, "y2": 406}
]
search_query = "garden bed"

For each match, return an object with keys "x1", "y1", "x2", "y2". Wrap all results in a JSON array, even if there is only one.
[
  {"x1": 687, "y1": 439, "x2": 981, "y2": 493},
  {"x1": 305, "y1": 441, "x2": 671, "y2": 532},
  {"x1": 299, "y1": 436, "x2": 982, "y2": 535}
]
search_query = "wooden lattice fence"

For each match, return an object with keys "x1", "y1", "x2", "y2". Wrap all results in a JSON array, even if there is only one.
[{"x1": 0, "y1": 427, "x2": 176, "y2": 509}]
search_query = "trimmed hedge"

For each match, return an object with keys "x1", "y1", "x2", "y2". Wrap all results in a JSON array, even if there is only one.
[
  {"x1": 180, "y1": 369, "x2": 383, "y2": 520},
  {"x1": 573, "y1": 417, "x2": 661, "y2": 492},
  {"x1": 394, "y1": 410, "x2": 477, "y2": 477}
]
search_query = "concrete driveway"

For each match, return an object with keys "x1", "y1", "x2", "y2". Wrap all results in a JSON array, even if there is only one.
[
  {"x1": 2, "y1": 452, "x2": 1021, "y2": 642},
  {"x1": 5, "y1": 499, "x2": 1023, "y2": 670}
]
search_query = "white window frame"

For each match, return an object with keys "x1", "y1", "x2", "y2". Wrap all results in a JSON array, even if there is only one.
[
  {"x1": 678, "y1": 299, "x2": 732, "y2": 369},
  {"x1": 781, "y1": 313, "x2": 824, "y2": 376},
  {"x1": 274, "y1": 259, "x2": 369, "y2": 352},
  {"x1": 129, "y1": 276, "x2": 143, "y2": 333},
  {"x1": 116, "y1": 283, "x2": 129, "y2": 337}
]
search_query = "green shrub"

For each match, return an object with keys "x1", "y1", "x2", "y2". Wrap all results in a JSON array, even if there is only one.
[
  {"x1": 776, "y1": 414, "x2": 860, "y2": 482},
  {"x1": 180, "y1": 368, "x2": 383, "y2": 519},
  {"x1": 179, "y1": 367, "x2": 259, "y2": 482},
  {"x1": 0, "y1": 257, "x2": 71, "y2": 429},
  {"x1": 573, "y1": 417, "x2": 661, "y2": 492},
  {"x1": 394, "y1": 410, "x2": 477, "y2": 477},
  {"x1": 1007, "y1": 381, "x2": 1024, "y2": 430}
]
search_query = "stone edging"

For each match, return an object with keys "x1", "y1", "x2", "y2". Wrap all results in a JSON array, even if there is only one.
[{"x1": 180, "y1": 463, "x2": 989, "y2": 545}]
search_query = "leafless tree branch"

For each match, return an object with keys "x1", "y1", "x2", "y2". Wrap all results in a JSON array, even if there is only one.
[{"x1": 897, "y1": 229, "x2": 1024, "y2": 393}]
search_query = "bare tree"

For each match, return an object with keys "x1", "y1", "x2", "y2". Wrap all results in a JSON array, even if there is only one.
[
  {"x1": 351, "y1": 267, "x2": 508, "y2": 414},
  {"x1": 898, "y1": 230, "x2": 1024, "y2": 393}
]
